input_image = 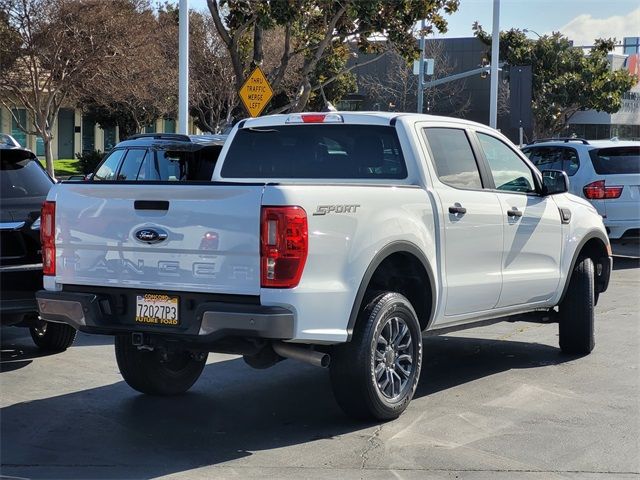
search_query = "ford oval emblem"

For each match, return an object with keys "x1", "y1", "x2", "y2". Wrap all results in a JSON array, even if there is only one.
[{"x1": 134, "y1": 228, "x2": 168, "y2": 244}]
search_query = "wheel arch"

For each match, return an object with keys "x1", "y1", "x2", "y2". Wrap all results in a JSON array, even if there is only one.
[
  {"x1": 346, "y1": 241, "x2": 436, "y2": 341},
  {"x1": 558, "y1": 230, "x2": 611, "y2": 305}
]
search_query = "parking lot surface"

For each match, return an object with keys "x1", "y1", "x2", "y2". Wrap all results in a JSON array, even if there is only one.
[{"x1": 1, "y1": 257, "x2": 639, "y2": 480}]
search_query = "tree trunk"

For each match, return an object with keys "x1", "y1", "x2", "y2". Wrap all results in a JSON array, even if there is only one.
[
  {"x1": 292, "y1": 80, "x2": 312, "y2": 113},
  {"x1": 43, "y1": 136, "x2": 55, "y2": 178}
]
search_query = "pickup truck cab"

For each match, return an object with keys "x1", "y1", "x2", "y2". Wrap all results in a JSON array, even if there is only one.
[{"x1": 36, "y1": 112, "x2": 612, "y2": 420}]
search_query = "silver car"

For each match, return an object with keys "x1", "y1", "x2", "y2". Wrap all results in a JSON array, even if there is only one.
[{"x1": 523, "y1": 139, "x2": 640, "y2": 242}]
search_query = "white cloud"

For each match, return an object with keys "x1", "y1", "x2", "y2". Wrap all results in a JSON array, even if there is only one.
[{"x1": 559, "y1": 8, "x2": 640, "y2": 46}]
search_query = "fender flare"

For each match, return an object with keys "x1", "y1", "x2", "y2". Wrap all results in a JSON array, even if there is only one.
[
  {"x1": 558, "y1": 230, "x2": 610, "y2": 305},
  {"x1": 346, "y1": 240, "x2": 437, "y2": 341}
]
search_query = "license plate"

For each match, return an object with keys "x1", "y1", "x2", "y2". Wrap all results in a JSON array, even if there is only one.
[{"x1": 135, "y1": 294, "x2": 179, "y2": 326}]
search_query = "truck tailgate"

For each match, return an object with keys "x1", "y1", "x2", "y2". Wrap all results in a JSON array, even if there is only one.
[{"x1": 51, "y1": 183, "x2": 263, "y2": 295}]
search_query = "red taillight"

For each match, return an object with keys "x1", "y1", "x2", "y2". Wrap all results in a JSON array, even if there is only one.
[
  {"x1": 583, "y1": 180, "x2": 623, "y2": 200},
  {"x1": 260, "y1": 206, "x2": 308, "y2": 288},
  {"x1": 41, "y1": 201, "x2": 56, "y2": 275}
]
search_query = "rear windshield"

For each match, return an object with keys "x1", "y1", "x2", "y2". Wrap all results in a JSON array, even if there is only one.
[
  {"x1": 0, "y1": 150, "x2": 52, "y2": 198},
  {"x1": 590, "y1": 146, "x2": 640, "y2": 174},
  {"x1": 221, "y1": 125, "x2": 407, "y2": 179}
]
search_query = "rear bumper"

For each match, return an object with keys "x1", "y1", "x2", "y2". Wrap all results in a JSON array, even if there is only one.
[
  {"x1": 0, "y1": 263, "x2": 42, "y2": 324},
  {"x1": 604, "y1": 221, "x2": 639, "y2": 240},
  {"x1": 35, "y1": 289, "x2": 294, "y2": 342}
]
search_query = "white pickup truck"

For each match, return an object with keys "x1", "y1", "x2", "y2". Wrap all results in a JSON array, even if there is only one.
[{"x1": 37, "y1": 112, "x2": 612, "y2": 420}]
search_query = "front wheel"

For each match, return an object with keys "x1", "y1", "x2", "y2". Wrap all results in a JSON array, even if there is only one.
[
  {"x1": 330, "y1": 292, "x2": 423, "y2": 421},
  {"x1": 559, "y1": 257, "x2": 595, "y2": 354},
  {"x1": 30, "y1": 321, "x2": 76, "y2": 351},
  {"x1": 115, "y1": 336, "x2": 208, "y2": 395}
]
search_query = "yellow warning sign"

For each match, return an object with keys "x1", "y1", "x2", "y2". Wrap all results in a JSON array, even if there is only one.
[{"x1": 238, "y1": 67, "x2": 274, "y2": 118}]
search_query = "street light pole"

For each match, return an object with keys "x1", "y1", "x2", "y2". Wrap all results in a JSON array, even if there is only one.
[
  {"x1": 178, "y1": 0, "x2": 189, "y2": 134},
  {"x1": 417, "y1": 19, "x2": 426, "y2": 114},
  {"x1": 489, "y1": 0, "x2": 500, "y2": 129}
]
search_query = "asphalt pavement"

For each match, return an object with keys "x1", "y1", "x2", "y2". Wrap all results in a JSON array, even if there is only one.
[{"x1": 1, "y1": 257, "x2": 639, "y2": 479}]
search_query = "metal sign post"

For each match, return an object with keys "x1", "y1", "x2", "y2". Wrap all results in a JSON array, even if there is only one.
[
  {"x1": 178, "y1": 0, "x2": 189, "y2": 134},
  {"x1": 489, "y1": 0, "x2": 500, "y2": 129}
]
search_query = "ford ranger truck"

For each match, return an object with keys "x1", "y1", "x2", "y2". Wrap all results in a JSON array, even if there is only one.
[{"x1": 36, "y1": 112, "x2": 612, "y2": 420}]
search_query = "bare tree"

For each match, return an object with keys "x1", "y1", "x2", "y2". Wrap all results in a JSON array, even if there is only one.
[
  {"x1": 189, "y1": 13, "x2": 238, "y2": 133},
  {"x1": 0, "y1": 0, "x2": 138, "y2": 175},
  {"x1": 422, "y1": 41, "x2": 471, "y2": 117},
  {"x1": 360, "y1": 41, "x2": 471, "y2": 116},
  {"x1": 78, "y1": 3, "x2": 177, "y2": 139},
  {"x1": 359, "y1": 49, "x2": 417, "y2": 112}
]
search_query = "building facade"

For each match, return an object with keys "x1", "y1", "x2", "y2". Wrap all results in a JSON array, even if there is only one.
[{"x1": 0, "y1": 106, "x2": 197, "y2": 159}]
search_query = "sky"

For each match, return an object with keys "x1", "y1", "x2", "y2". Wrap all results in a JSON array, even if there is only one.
[{"x1": 186, "y1": 0, "x2": 640, "y2": 47}]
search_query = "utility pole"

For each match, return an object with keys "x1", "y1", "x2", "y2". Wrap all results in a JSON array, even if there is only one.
[
  {"x1": 417, "y1": 19, "x2": 426, "y2": 114},
  {"x1": 178, "y1": 0, "x2": 189, "y2": 134},
  {"x1": 489, "y1": 0, "x2": 500, "y2": 129}
]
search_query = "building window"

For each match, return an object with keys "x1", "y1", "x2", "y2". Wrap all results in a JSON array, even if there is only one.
[
  {"x1": 144, "y1": 122, "x2": 156, "y2": 134},
  {"x1": 82, "y1": 117, "x2": 96, "y2": 153},
  {"x1": 11, "y1": 108, "x2": 27, "y2": 147},
  {"x1": 103, "y1": 126, "x2": 117, "y2": 151},
  {"x1": 335, "y1": 99, "x2": 363, "y2": 111},
  {"x1": 36, "y1": 137, "x2": 44, "y2": 156},
  {"x1": 164, "y1": 119, "x2": 176, "y2": 133},
  {"x1": 623, "y1": 37, "x2": 640, "y2": 55}
]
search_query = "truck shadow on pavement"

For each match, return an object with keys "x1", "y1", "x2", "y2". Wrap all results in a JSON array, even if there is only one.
[{"x1": 0, "y1": 332, "x2": 577, "y2": 479}]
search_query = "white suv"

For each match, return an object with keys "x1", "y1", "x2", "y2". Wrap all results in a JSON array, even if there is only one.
[{"x1": 522, "y1": 139, "x2": 640, "y2": 241}]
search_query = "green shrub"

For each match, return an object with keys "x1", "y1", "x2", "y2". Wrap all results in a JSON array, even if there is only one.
[{"x1": 75, "y1": 150, "x2": 104, "y2": 174}]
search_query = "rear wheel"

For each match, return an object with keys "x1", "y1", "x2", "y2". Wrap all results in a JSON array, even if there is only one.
[
  {"x1": 559, "y1": 257, "x2": 595, "y2": 354},
  {"x1": 115, "y1": 335, "x2": 208, "y2": 395},
  {"x1": 330, "y1": 292, "x2": 422, "y2": 421},
  {"x1": 30, "y1": 321, "x2": 76, "y2": 351}
]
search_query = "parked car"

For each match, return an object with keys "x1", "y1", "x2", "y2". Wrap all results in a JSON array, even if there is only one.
[
  {"x1": 85, "y1": 133, "x2": 227, "y2": 182},
  {"x1": 36, "y1": 113, "x2": 611, "y2": 420},
  {"x1": 0, "y1": 145, "x2": 76, "y2": 350},
  {"x1": 522, "y1": 138, "x2": 640, "y2": 242},
  {"x1": 0, "y1": 134, "x2": 21, "y2": 148}
]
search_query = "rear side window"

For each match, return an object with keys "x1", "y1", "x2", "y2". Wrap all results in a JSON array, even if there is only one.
[
  {"x1": 154, "y1": 145, "x2": 221, "y2": 181},
  {"x1": 523, "y1": 146, "x2": 580, "y2": 176},
  {"x1": 221, "y1": 125, "x2": 406, "y2": 179},
  {"x1": 590, "y1": 146, "x2": 640, "y2": 174},
  {"x1": 0, "y1": 150, "x2": 52, "y2": 198},
  {"x1": 93, "y1": 149, "x2": 125, "y2": 181},
  {"x1": 116, "y1": 149, "x2": 147, "y2": 180},
  {"x1": 423, "y1": 128, "x2": 483, "y2": 189}
]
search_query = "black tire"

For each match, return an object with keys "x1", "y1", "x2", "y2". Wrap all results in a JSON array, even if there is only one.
[
  {"x1": 559, "y1": 256, "x2": 595, "y2": 355},
  {"x1": 30, "y1": 321, "x2": 77, "y2": 351},
  {"x1": 330, "y1": 292, "x2": 423, "y2": 421},
  {"x1": 115, "y1": 335, "x2": 208, "y2": 395}
]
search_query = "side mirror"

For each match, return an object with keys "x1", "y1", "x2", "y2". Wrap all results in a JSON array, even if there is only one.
[{"x1": 541, "y1": 169, "x2": 569, "y2": 195}]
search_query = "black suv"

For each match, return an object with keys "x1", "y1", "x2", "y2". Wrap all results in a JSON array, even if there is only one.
[
  {"x1": 0, "y1": 146, "x2": 76, "y2": 350},
  {"x1": 88, "y1": 133, "x2": 227, "y2": 182}
]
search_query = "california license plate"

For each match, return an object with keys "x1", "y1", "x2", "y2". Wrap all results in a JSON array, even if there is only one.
[{"x1": 135, "y1": 294, "x2": 179, "y2": 326}]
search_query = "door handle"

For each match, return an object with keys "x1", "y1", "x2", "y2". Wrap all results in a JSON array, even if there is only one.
[
  {"x1": 507, "y1": 207, "x2": 523, "y2": 218},
  {"x1": 448, "y1": 205, "x2": 467, "y2": 215}
]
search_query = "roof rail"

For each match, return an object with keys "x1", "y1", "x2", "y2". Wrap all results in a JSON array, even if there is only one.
[
  {"x1": 127, "y1": 133, "x2": 191, "y2": 142},
  {"x1": 527, "y1": 137, "x2": 590, "y2": 145}
]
